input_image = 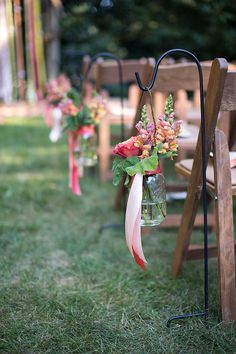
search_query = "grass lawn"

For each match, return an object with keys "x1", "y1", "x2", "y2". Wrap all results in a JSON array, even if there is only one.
[{"x1": 0, "y1": 117, "x2": 236, "y2": 353}]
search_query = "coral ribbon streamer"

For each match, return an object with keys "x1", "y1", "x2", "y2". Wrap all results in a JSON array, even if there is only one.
[
  {"x1": 125, "y1": 173, "x2": 147, "y2": 269},
  {"x1": 68, "y1": 131, "x2": 81, "y2": 196}
]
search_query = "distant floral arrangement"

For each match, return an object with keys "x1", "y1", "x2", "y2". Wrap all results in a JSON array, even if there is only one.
[
  {"x1": 45, "y1": 74, "x2": 107, "y2": 196},
  {"x1": 45, "y1": 75, "x2": 107, "y2": 132},
  {"x1": 45, "y1": 74, "x2": 72, "y2": 105},
  {"x1": 59, "y1": 92, "x2": 107, "y2": 132}
]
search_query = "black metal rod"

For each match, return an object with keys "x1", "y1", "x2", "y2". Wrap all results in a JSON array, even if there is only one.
[
  {"x1": 135, "y1": 48, "x2": 209, "y2": 326},
  {"x1": 82, "y1": 52, "x2": 125, "y2": 142},
  {"x1": 167, "y1": 312, "x2": 206, "y2": 328}
]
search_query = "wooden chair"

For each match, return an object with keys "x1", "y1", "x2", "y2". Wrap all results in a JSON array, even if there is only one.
[
  {"x1": 92, "y1": 58, "x2": 151, "y2": 181},
  {"x1": 172, "y1": 58, "x2": 236, "y2": 323}
]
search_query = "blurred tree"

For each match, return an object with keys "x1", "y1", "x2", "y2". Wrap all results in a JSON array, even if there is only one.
[{"x1": 60, "y1": 0, "x2": 236, "y2": 74}]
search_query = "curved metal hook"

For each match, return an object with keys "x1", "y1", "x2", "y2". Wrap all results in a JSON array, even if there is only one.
[
  {"x1": 135, "y1": 48, "x2": 201, "y2": 91},
  {"x1": 82, "y1": 52, "x2": 122, "y2": 84}
]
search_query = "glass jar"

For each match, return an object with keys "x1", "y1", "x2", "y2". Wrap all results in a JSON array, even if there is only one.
[
  {"x1": 76, "y1": 128, "x2": 98, "y2": 167},
  {"x1": 141, "y1": 173, "x2": 167, "y2": 227}
]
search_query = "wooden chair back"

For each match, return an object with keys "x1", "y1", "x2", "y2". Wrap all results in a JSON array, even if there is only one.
[
  {"x1": 94, "y1": 58, "x2": 150, "y2": 90},
  {"x1": 146, "y1": 59, "x2": 212, "y2": 119},
  {"x1": 172, "y1": 58, "x2": 236, "y2": 323},
  {"x1": 148, "y1": 59, "x2": 212, "y2": 92}
]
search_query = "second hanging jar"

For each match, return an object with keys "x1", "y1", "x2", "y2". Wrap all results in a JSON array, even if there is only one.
[{"x1": 76, "y1": 126, "x2": 98, "y2": 167}]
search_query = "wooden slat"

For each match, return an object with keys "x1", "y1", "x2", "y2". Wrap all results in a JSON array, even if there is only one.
[
  {"x1": 176, "y1": 158, "x2": 236, "y2": 193},
  {"x1": 186, "y1": 242, "x2": 236, "y2": 260},
  {"x1": 221, "y1": 71, "x2": 236, "y2": 111},
  {"x1": 141, "y1": 213, "x2": 215, "y2": 234},
  {"x1": 161, "y1": 213, "x2": 215, "y2": 228},
  {"x1": 150, "y1": 62, "x2": 212, "y2": 92},
  {"x1": 213, "y1": 129, "x2": 236, "y2": 322},
  {"x1": 0, "y1": 102, "x2": 42, "y2": 117},
  {"x1": 96, "y1": 59, "x2": 149, "y2": 85}
]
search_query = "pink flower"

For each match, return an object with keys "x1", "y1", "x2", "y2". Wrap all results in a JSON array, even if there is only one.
[
  {"x1": 146, "y1": 122, "x2": 155, "y2": 134},
  {"x1": 46, "y1": 75, "x2": 71, "y2": 104},
  {"x1": 135, "y1": 121, "x2": 142, "y2": 132},
  {"x1": 113, "y1": 137, "x2": 141, "y2": 158}
]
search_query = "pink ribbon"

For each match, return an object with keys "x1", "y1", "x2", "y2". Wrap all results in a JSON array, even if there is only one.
[
  {"x1": 125, "y1": 173, "x2": 147, "y2": 269},
  {"x1": 125, "y1": 165, "x2": 161, "y2": 269},
  {"x1": 68, "y1": 131, "x2": 81, "y2": 196}
]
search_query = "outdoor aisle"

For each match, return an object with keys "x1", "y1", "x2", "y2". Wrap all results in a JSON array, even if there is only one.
[{"x1": 0, "y1": 117, "x2": 235, "y2": 353}]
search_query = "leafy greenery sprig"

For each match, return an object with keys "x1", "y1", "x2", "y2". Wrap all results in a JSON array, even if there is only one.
[
  {"x1": 64, "y1": 105, "x2": 93, "y2": 132},
  {"x1": 141, "y1": 105, "x2": 148, "y2": 129}
]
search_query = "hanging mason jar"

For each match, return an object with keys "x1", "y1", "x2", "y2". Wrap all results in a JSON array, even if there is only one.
[
  {"x1": 76, "y1": 126, "x2": 98, "y2": 167},
  {"x1": 141, "y1": 173, "x2": 167, "y2": 226}
]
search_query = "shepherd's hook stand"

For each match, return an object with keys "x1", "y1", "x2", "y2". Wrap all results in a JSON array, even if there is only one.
[
  {"x1": 81, "y1": 52, "x2": 125, "y2": 233},
  {"x1": 135, "y1": 48, "x2": 208, "y2": 327}
]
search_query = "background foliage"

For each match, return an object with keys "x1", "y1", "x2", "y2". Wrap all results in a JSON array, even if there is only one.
[{"x1": 60, "y1": 0, "x2": 236, "y2": 74}]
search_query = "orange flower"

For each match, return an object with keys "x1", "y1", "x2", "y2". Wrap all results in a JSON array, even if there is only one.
[
  {"x1": 169, "y1": 140, "x2": 178, "y2": 152},
  {"x1": 59, "y1": 99, "x2": 79, "y2": 117},
  {"x1": 140, "y1": 149, "x2": 150, "y2": 159}
]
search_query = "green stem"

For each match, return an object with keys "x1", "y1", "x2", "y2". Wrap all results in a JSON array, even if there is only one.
[{"x1": 147, "y1": 88, "x2": 157, "y2": 146}]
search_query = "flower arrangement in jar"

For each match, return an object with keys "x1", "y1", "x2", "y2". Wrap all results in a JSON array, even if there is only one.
[
  {"x1": 112, "y1": 94, "x2": 182, "y2": 268},
  {"x1": 61, "y1": 92, "x2": 107, "y2": 167},
  {"x1": 58, "y1": 91, "x2": 107, "y2": 196}
]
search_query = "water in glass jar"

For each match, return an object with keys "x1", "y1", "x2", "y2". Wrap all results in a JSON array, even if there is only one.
[{"x1": 141, "y1": 201, "x2": 166, "y2": 226}]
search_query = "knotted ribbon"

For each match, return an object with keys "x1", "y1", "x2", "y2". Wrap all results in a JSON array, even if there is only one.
[
  {"x1": 67, "y1": 126, "x2": 96, "y2": 196},
  {"x1": 125, "y1": 165, "x2": 161, "y2": 269},
  {"x1": 68, "y1": 131, "x2": 81, "y2": 196}
]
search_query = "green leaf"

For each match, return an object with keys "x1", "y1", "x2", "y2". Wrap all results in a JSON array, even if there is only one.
[
  {"x1": 76, "y1": 105, "x2": 93, "y2": 126},
  {"x1": 112, "y1": 156, "x2": 139, "y2": 186},
  {"x1": 83, "y1": 105, "x2": 92, "y2": 120},
  {"x1": 65, "y1": 116, "x2": 77, "y2": 131},
  {"x1": 125, "y1": 156, "x2": 158, "y2": 176},
  {"x1": 112, "y1": 156, "x2": 123, "y2": 172},
  {"x1": 112, "y1": 156, "x2": 126, "y2": 186},
  {"x1": 126, "y1": 156, "x2": 140, "y2": 165},
  {"x1": 113, "y1": 169, "x2": 125, "y2": 186},
  {"x1": 159, "y1": 151, "x2": 176, "y2": 159},
  {"x1": 125, "y1": 148, "x2": 159, "y2": 176},
  {"x1": 140, "y1": 154, "x2": 158, "y2": 171},
  {"x1": 67, "y1": 88, "x2": 81, "y2": 106},
  {"x1": 124, "y1": 174, "x2": 131, "y2": 187},
  {"x1": 125, "y1": 162, "x2": 143, "y2": 176}
]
